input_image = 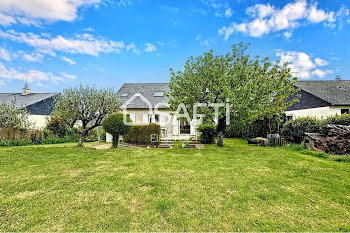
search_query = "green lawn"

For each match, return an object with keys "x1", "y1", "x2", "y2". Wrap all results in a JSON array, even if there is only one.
[{"x1": 0, "y1": 139, "x2": 349, "y2": 231}]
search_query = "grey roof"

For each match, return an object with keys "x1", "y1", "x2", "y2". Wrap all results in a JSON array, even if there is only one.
[
  {"x1": 117, "y1": 83, "x2": 170, "y2": 109},
  {"x1": 0, "y1": 93, "x2": 58, "y2": 109},
  {"x1": 295, "y1": 81, "x2": 350, "y2": 106}
]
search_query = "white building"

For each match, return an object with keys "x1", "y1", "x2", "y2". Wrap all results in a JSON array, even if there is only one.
[
  {"x1": 285, "y1": 80, "x2": 350, "y2": 120},
  {"x1": 0, "y1": 84, "x2": 58, "y2": 129}
]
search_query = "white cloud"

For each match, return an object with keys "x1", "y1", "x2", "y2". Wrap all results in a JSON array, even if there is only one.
[
  {"x1": 307, "y1": 3, "x2": 335, "y2": 23},
  {"x1": 126, "y1": 43, "x2": 140, "y2": 54},
  {"x1": 0, "y1": 12, "x2": 16, "y2": 26},
  {"x1": 144, "y1": 43, "x2": 156, "y2": 53},
  {"x1": 219, "y1": 0, "x2": 341, "y2": 39},
  {"x1": 0, "y1": 47, "x2": 11, "y2": 62},
  {"x1": 225, "y1": 8, "x2": 232, "y2": 18},
  {"x1": 283, "y1": 31, "x2": 293, "y2": 39},
  {"x1": 276, "y1": 51, "x2": 331, "y2": 79},
  {"x1": 0, "y1": 62, "x2": 69, "y2": 84},
  {"x1": 200, "y1": 40, "x2": 210, "y2": 46},
  {"x1": 314, "y1": 57, "x2": 328, "y2": 66},
  {"x1": 0, "y1": 0, "x2": 102, "y2": 27},
  {"x1": 61, "y1": 56, "x2": 76, "y2": 65},
  {"x1": 84, "y1": 27, "x2": 95, "y2": 32},
  {"x1": 18, "y1": 51, "x2": 44, "y2": 62},
  {"x1": 202, "y1": 0, "x2": 231, "y2": 18},
  {"x1": 0, "y1": 30, "x2": 127, "y2": 56},
  {"x1": 311, "y1": 69, "x2": 329, "y2": 78},
  {"x1": 59, "y1": 72, "x2": 76, "y2": 79}
]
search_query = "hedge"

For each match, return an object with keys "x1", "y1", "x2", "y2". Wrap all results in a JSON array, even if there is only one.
[
  {"x1": 281, "y1": 117, "x2": 324, "y2": 143},
  {"x1": 124, "y1": 123, "x2": 160, "y2": 145},
  {"x1": 197, "y1": 123, "x2": 217, "y2": 144},
  {"x1": 281, "y1": 114, "x2": 350, "y2": 144}
]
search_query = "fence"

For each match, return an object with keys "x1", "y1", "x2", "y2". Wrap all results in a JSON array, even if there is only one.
[
  {"x1": 0, "y1": 128, "x2": 42, "y2": 141},
  {"x1": 274, "y1": 137, "x2": 287, "y2": 146}
]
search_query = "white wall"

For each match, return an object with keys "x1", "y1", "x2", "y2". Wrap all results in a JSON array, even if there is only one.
[
  {"x1": 28, "y1": 115, "x2": 49, "y2": 129},
  {"x1": 285, "y1": 106, "x2": 350, "y2": 119}
]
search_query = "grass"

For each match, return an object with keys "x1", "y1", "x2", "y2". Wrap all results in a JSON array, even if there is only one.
[{"x1": 0, "y1": 139, "x2": 349, "y2": 231}]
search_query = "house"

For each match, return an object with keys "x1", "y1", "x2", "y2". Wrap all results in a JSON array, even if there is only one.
[
  {"x1": 286, "y1": 80, "x2": 350, "y2": 119},
  {"x1": 116, "y1": 83, "x2": 198, "y2": 139},
  {"x1": 0, "y1": 84, "x2": 58, "y2": 129},
  {"x1": 116, "y1": 80, "x2": 350, "y2": 141}
]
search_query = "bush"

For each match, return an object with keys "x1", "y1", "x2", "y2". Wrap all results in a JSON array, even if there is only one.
[
  {"x1": 103, "y1": 114, "x2": 131, "y2": 147},
  {"x1": 281, "y1": 117, "x2": 324, "y2": 143},
  {"x1": 85, "y1": 128, "x2": 98, "y2": 142},
  {"x1": 197, "y1": 123, "x2": 217, "y2": 144},
  {"x1": 325, "y1": 114, "x2": 350, "y2": 125},
  {"x1": 45, "y1": 117, "x2": 69, "y2": 137},
  {"x1": 226, "y1": 115, "x2": 285, "y2": 139},
  {"x1": 124, "y1": 123, "x2": 160, "y2": 145}
]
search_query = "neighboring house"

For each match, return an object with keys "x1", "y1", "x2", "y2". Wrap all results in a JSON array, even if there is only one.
[
  {"x1": 0, "y1": 84, "x2": 58, "y2": 129},
  {"x1": 286, "y1": 80, "x2": 350, "y2": 119},
  {"x1": 117, "y1": 83, "x2": 198, "y2": 139}
]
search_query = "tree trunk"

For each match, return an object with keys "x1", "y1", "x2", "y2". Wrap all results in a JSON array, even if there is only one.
[
  {"x1": 112, "y1": 134, "x2": 119, "y2": 148},
  {"x1": 78, "y1": 135, "x2": 84, "y2": 147},
  {"x1": 78, "y1": 131, "x2": 86, "y2": 147}
]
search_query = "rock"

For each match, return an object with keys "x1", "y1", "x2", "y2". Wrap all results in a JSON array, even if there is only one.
[{"x1": 248, "y1": 137, "x2": 269, "y2": 146}]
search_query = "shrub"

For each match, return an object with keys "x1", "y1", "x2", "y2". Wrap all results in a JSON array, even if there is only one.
[
  {"x1": 45, "y1": 117, "x2": 69, "y2": 137},
  {"x1": 197, "y1": 123, "x2": 217, "y2": 144},
  {"x1": 281, "y1": 117, "x2": 324, "y2": 143},
  {"x1": 124, "y1": 123, "x2": 160, "y2": 145},
  {"x1": 85, "y1": 128, "x2": 98, "y2": 142},
  {"x1": 325, "y1": 114, "x2": 350, "y2": 125},
  {"x1": 103, "y1": 114, "x2": 131, "y2": 148},
  {"x1": 226, "y1": 115, "x2": 285, "y2": 139}
]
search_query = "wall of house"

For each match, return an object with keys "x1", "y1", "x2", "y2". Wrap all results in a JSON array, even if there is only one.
[
  {"x1": 28, "y1": 114, "x2": 49, "y2": 129},
  {"x1": 285, "y1": 106, "x2": 350, "y2": 119}
]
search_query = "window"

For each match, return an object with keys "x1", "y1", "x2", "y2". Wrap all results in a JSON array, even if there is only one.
[
  {"x1": 121, "y1": 93, "x2": 129, "y2": 97},
  {"x1": 286, "y1": 115, "x2": 293, "y2": 121},
  {"x1": 341, "y1": 109, "x2": 350, "y2": 115},
  {"x1": 153, "y1": 91, "x2": 164, "y2": 97},
  {"x1": 154, "y1": 114, "x2": 159, "y2": 123}
]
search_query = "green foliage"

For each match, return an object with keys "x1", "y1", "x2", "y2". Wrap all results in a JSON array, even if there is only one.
[
  {"x1": 227, "y1": 115, "x2": 285, "y2": 139},
  {"x1": 168, "y1": 42, "x2": 299, "y2": 146},
  {"x1": 0, "y1": 136, "x2": 76, "y2": 147},
  {"x1": 103, "y1": 114, "x2": 131, "y2": 148},
  {"x1": 0, "y1": 100, "x2": 31, "y2": 130},
  {"x1": 197, "y1": 123, "x2": 217, "y2": 144},
  {"x1": 45, "y1": 117, "x2": 69, "y2": 137},
  {"x1": 325, "y1": 114, "x2": 350, "y2": 125},
  {"x1": 124, "y1": 123, "x2": 160, "y2": 145},
  {"x1": 281, "y1": 117, "x2": 324, "y2": 143},
  {"x1": 52, "y1": 85, "x2": 120, "y2": 146}
]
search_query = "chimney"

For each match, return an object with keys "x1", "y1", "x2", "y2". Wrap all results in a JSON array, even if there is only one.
[{"x1": 22, "y1": 83, "x2": 30, "y2": 96}]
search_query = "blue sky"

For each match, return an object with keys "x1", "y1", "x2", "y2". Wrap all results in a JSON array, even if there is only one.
[{"x1": 0, "y1": 0, "x2": 349, "y2": 93}]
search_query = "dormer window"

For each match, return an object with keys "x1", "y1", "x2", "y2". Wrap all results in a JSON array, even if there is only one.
[
  {"x1": 153, "y1": 91, "x2": 164, "y2": 97},
  {"x1": 121, "y1": 93, "x2": 129, "y2": 97}
]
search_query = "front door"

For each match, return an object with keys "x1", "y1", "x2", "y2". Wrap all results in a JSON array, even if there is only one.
[{"x1": 179, "y1": 117, "x2": 190, "y2": 134}]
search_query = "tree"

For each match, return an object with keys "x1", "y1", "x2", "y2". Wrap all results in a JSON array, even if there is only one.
[
  {"x1": 52, "y1": 85, "x2": 120, "y2": 147},
  {"x1": 168, "y1": 43, "x2": 299, "y2": 146},
  {"x1": 0, "y1": 100, "x2": 31, "y2": 130},
  {"x1": 103, "y1": 114, "x2": 131, "y2": 148}
]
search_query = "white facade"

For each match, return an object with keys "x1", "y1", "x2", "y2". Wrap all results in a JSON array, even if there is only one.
[
  {"x1": 28, "y1": 114, "x2": 49, "y2": 129},
  {"x1": 285, "y1": 106, "x2": 350, "y2": 119}
]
